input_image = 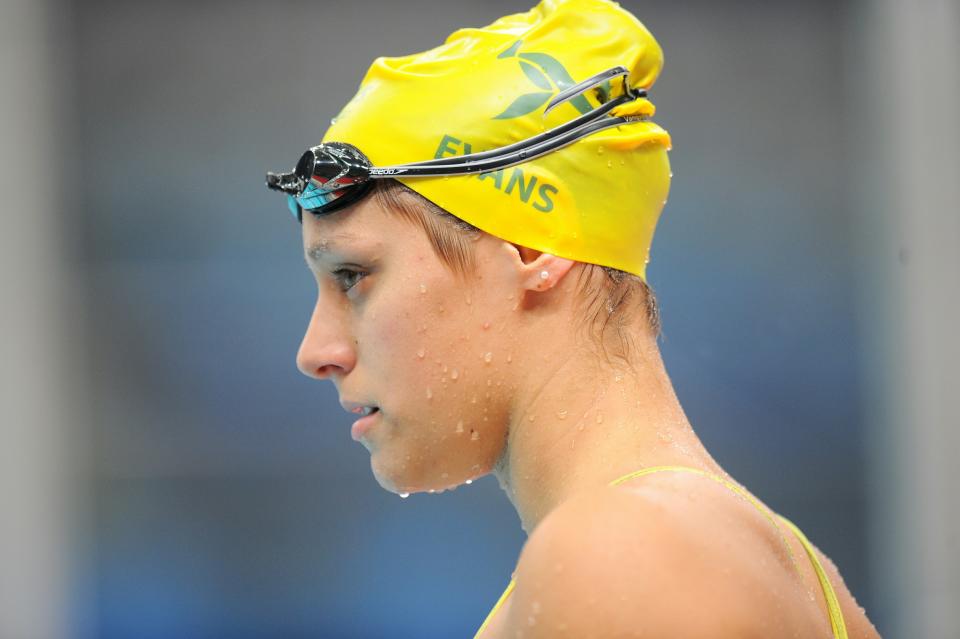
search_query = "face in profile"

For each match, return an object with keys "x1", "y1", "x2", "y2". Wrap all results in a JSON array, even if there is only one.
[{"x1": 297, "y1": 192, "x2": 525, "y2": 495}]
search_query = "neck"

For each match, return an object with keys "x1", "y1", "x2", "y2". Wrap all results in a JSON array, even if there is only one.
[{"x1": 492, "y1": 336, "x2": 723, "y2": 534}]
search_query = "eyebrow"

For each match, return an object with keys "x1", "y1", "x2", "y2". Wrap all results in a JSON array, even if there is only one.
[{"x1": 305, "y1": 234, "x2": 359, "y2": 263}]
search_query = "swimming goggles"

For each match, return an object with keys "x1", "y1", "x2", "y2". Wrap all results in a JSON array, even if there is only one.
[{"x1": 265, "y1": 66, "x2": 647, "y2": 222}]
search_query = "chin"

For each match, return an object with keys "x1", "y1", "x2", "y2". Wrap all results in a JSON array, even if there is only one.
[{"x1": 369, "y1": 446, "x2": 491, "y2": 496}]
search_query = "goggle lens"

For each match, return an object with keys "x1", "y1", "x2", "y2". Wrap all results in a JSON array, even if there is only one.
[{"x1": 268, "y1": 143, "x2": 375, "y2": 222}]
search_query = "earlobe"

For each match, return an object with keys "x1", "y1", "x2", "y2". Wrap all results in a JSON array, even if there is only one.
[
  {"x1": 525, "y1": 253, "x2": 576, "y2": 291},
  {"x1": 504, "y1": 243, "x2": 576, "y2": 292}
]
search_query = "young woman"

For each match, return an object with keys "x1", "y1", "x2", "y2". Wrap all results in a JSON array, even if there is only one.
[{"x1": 266, "y1": 0, "x2": 880, "y2": 636}]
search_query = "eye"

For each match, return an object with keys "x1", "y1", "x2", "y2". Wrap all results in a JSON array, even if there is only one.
[{"x1": 331, "y1": 267, "x2": 367, "y2": 292}]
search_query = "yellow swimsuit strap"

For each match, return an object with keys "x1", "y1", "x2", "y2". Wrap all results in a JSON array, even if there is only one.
[
  {"x1": 473, "y1": 465, "x2": 848, "y2": 639},
  {"x1": 778, "y1": 515, "x2": 849, "y2": 639}
]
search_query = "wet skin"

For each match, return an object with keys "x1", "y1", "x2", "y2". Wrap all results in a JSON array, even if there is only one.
[{"x1": 295, "y1": 192, "x2": 881, "y2": 638}]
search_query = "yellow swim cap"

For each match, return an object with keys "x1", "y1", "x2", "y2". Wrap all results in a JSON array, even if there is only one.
[{"x1": 323, "y1": 0, "x2": 672, "y2": 282}]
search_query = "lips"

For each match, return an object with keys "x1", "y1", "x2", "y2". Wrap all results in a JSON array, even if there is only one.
[
  {"x1": 341, "y1": 400, "x2": 379, "y2": 415},
  {"x1": 350, "y1": 407, "x2": 381, "y2": 441},
  {"x1": 341, "y1": 400, "x2": 380, "y2": 440}
]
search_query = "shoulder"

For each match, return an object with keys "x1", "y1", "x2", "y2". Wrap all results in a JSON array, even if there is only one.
[{"x1": 501, "y1": 477, "x2": 815, "y2": 638}]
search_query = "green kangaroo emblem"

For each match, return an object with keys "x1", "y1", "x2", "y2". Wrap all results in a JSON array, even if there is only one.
[{"x1": 493, "y1": 40, "x2": 595, "y2": 119}]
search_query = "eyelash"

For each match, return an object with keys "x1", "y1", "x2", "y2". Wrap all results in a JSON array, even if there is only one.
[{"x1": 331, "y1": 267, "x2": 367, "y2": 292}]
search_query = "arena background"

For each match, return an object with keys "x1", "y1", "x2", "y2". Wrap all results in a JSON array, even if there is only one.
[{"x1": 2, "y1": 0, "x2": 958, "y2": 638}]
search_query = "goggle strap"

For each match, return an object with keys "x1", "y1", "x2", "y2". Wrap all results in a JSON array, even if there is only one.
[
  {"x1": 386, "y1": 66, "x2": 639, "y2": 172},
  {"x1": 369, "y1": 114, "x2": 643, "y2": 179},
  {"x1": 543, "y1": 65, "x2": 639, "y2": 116}
]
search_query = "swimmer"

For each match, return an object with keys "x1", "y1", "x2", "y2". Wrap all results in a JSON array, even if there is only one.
[{"x1": 265, "y1": 1, "x2": 881, "y2": 636}]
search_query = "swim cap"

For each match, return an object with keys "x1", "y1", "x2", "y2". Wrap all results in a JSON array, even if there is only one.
[{"x1": 323, "y1": 0, "x2": 672, "y2": 281}]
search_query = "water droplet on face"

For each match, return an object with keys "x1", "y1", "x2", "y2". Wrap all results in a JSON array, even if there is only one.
[
  {"x1": 456, "y1": 421, "x2": 464, "y2": 434},
  {"x1": 596, "y1": 413, "x2": 604, "y2": 424},
  {"x1": 528, "y1": 414, "x2": 536, "y2": 422},
  {"x1": 441, "y1": 472, "x2": 449, "y2": 479},
  {"x1": 465, "y1": 479, "x2": 473, "y2": 485},
  {"x1": 470, "y1": 396, "x2": 477, "y2": 404},
  {"x1": 482, "y1": 321, "x2": 491, "y2": 330},
  {"x1": 451, "y1": 369, "x2": 459, "y2": 380},
  {"x1": 417, "y1": 347, "x2": 425, "y2": 359},
  {"x1": 419, "y1": 283, "x2": 427, "y2": 294},
  {"x1": 471, "y1": 431, "x2": 480, "y2": 441},
  {"x1": 484, "y1": 352, "x2": 493, "y2": 363},
  {"x1": 465, "y1": 296, "x2": 472, "y2": 305},
  {"x1": 557, "y1": 409, "x2": 568, "y2": 420},
  {"x1": 426, "y1": 387, "x2": 433, "y2": 400},
  {"x1": 442, "y1": 364, "x2": 448, "y2": 373},
  {"x1": 507, "y1": 353, "x2": 513, "y2": 363},
  {"x1": 614, "y1": 374, "x2": 623, "y2": 383},
  {"x1": 399, "y1": 492, "x2": 410, "y2": 499}
]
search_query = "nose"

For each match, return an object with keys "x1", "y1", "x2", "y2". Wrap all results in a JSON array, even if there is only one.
[{"x1": 296, "y1": 298, "x2": 357, "y2": 381}]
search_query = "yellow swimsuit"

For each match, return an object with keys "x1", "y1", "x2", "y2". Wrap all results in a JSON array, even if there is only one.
[{"x1": 473, "y1": 465, "x2": 848, "y2": 639}]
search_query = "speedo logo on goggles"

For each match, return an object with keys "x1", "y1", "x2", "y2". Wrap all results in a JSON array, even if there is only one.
[{"x1": 265, "y1": 66, "x2": 647, "y2": 222}]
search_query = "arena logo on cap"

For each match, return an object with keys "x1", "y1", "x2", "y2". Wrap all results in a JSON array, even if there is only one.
[{"x1": 493, "y1": 40, "x2": 593, "y2": 120}]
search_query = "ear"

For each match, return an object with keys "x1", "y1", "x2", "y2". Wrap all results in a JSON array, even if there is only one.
[{"x1": 514, "y1": 245, "x2": 577, "y2": 292}]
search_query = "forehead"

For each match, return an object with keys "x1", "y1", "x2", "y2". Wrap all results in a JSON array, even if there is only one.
[{"x1": 300, "y1": 195, "x2": 410, "y2": 261}]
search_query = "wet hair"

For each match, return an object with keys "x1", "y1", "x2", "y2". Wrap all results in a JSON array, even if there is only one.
[{"x1": 372, "y1": 179, "x2": 662, "y2": 361}]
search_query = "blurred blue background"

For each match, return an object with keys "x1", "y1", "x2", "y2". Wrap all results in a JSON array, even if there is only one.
[{"x1": 3, "y1": 1, "x2": 959, "y2": 638}]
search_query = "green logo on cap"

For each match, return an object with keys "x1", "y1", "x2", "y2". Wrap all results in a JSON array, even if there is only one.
[{"x1": 493, "y1": 40, "x2": 593, "y2": 120}]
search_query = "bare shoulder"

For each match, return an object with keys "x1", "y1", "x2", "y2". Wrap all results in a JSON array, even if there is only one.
[
  {"x1": 501, "y1": 474, "x2": 872, "y2": 638},
  {"x1": 790, "y1": 527, "x2": 883, "y2": 639}
]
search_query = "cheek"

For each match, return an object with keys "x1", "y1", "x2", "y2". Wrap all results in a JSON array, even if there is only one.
[
  {"x1": 361, "y1": 276, "x2": 444, "y2": 392},
  {"x1": 364, "y1": 278, "x2": 474, "y2": 396}
]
